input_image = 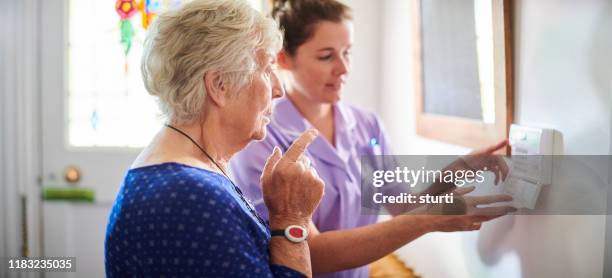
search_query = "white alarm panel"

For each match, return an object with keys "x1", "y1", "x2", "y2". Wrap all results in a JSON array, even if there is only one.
[{"x1": 504, "y1": 125, "x2": 555, "y2": 209}]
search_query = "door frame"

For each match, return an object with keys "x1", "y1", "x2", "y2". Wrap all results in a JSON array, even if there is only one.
[{"x1": 0, "y1": 0, "x2": 44, "y2": 276}]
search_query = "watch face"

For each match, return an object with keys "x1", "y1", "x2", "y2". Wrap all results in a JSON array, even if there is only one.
[
  {"x1": 285, "y1": 225, "x2": 308, "y2": 242},
  {"x1": 288, "y1": 227, "x2": 304, "y2": 238}
]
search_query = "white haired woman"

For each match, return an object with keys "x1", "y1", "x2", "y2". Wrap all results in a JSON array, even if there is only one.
[{"x1": 104, "y1": 0, "x2": 324, "y2": 277}]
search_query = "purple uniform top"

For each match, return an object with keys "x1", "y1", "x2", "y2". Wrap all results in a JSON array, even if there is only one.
[{"x1": 230, "y1": 97, "x2": 392, "y2": 278}]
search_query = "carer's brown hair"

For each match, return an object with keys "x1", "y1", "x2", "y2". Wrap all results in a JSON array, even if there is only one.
[{"x1": 271, "y1": 0, "x2": 352, "y2": 56}]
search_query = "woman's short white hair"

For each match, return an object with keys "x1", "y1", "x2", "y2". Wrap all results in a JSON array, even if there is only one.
[{"x1": 141, "y1": 0, "x2": 282, "y2": 124}]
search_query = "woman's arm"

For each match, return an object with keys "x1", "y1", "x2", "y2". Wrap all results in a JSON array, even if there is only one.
[
  {"x1": 309, "y1": 192, "x2": 515, "y2": 275},
  {"x1": 188, "y1": 205, "x2": 308, "y2": 277},
  {"x1": 307, "y1": 215, "x2": 434, "y2": 274},
  {"x1": 269, "y1": 217, "x2": 312, "y2": 276},
  {"x1": 261, "y1": 130, "x2": 325, "y2": 277}
]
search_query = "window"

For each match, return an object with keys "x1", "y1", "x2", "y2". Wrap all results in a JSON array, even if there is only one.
[
  {"x1": 413, "y1": 0, "x2": 513, "y2": 151},
  {"x1": 67, "y1": 0, "x2": 265, "y2": 148}
]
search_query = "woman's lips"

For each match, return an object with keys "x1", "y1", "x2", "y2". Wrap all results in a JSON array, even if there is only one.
[
  {"x1": 263, "y1": 111, "x2": 272, "y2": 123},
  {"x1": 325, "y1": 83, "x2": 342, "y2": 90}
]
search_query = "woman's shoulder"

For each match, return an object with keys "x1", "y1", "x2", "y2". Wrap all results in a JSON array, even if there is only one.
[
  {"x1": 113, "y1": 162, "x2": 252, "y2": 231},
  {"x1": 124, "y1": 162, "x2": 235, "y2": 201},
  {"x1": 128, "y1": 162, "x2": 223, "y2": 181}
]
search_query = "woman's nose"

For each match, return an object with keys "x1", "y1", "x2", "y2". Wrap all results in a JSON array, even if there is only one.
[
  {"x1": 333, "y1": 56, "x2": 349, "y2": 76},
  {"x1": 271, "y1": 70, "x2": 285, "y2": 99}
]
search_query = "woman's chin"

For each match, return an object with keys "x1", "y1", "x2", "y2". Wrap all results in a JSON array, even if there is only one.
[
  {"x1": 325, "y1": 94, "x2": 341, "y2": 104},
  {"x1": 250, "y1": 126, "x2": 268, "y2": 141},
  {"x1": 318, "y1": 91, "x2": 341, "y2": 104},
  {"x1": 328, "y1": 90, "x2": 343, "y2": 103}
]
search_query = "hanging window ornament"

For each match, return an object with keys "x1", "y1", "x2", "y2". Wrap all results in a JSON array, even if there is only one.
[{"x1": 115, "y1": 0, "x2": 138, "y2": 74}]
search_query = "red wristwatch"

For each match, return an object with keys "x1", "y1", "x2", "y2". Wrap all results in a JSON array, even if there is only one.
[{"x1": 271, "y1": 225, "x2": 309, "y2": 243}]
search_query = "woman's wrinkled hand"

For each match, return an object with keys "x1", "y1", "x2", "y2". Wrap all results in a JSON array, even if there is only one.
[
  {"x1": 260, "y1": 129, "x2": 325, "y2": 228},
  {"x1": 428, "y1": 186, "x2": 516, "y2": 232}
]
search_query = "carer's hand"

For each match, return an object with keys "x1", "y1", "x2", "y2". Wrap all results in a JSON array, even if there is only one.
[
  {"x1": 431, "y1": 186, "x2": 516, "y2": 232},
  {"x1": 261, "y1": 129, "x2": 325, "y2": 228},
  {"x1": 449, "y1": 140, "x2": 510, "y2": 185}
]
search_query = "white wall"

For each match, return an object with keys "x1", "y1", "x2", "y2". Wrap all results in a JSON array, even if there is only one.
[
  {"x1": 0, "y1": 0, "x2": 8, "y2": 264},
  {"x1": 373, "y1": 0, "x2": 612, "y2": 278},
  {"x1": 340, "y1": 0, "x2": 383, "y2": 111}
]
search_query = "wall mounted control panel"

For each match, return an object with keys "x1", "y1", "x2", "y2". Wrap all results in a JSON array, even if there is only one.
[
  {"x1": 504, "y1": 124, "x2": 554, "y2": 209},
  {"x1": 509, "y1": 124, "x2": 554, "y2": 156}
]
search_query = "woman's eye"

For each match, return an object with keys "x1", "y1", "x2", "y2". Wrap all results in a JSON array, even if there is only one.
[{"x1": 318, "y1": 55, "x2": 333, "y2": 61}]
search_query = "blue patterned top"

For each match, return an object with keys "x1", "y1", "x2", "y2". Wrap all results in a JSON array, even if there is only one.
[{"x1": 105, "y1": 162, "x2": 305, "y2": 277}]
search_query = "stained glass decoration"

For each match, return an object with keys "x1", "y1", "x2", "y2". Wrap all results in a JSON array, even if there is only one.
[
  {"x1": 115, "y1": 0, "x2": 138, "y2": 74},
  {"x1": 90, "y1": 109, "x2": 99, "y2": 130},
  {"x1": 141, "y1": 0, "x2": 185, "y2": 30}
]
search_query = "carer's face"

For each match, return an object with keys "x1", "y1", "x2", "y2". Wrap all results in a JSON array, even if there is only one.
[
  {"x1": 233, "y1": 54, "x2": 284, "y2": 141},
  {"x1": 284, "y1": 20, "x2": 353, "y2": 104}
]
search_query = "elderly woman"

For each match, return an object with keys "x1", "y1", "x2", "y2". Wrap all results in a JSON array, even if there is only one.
[{"x1": 104, "y1": 0, "x2": 324, "y2": 277}]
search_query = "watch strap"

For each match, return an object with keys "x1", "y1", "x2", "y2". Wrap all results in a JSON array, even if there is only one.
[{"x1": 270, "y1": 230, "x2": 285, "y2": 237}]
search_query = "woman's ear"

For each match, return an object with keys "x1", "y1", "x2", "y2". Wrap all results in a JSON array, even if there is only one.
[
  {"x1": 203, "y1": 71, "x2": 228, "y2": 107},
  {"x1": 277, "y1": 50, "x2": 293, "y2": 70}
]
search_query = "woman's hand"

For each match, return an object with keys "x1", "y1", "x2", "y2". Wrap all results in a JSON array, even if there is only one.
[
  {"x1": 428, "y1": 186, "x2": 516, "y2": 232},
  {"x1": 448, "y1": 140, "x2": 510, "y2": 185},
  {"x1": 261, "y1": 129, "x2": 325, "y2": 229}
]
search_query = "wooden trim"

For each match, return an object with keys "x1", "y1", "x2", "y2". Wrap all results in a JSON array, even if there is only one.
[
  {"x1": 417, "y1": 114, "x2": 503, "y2": 149},
  {"x1": 413, "y1": 0, "x2": 514, "y2": 153},
  {"x1": 504, "y1": 0, "x2": 515, "y2": 153},
  {"x1": 412, "y1": 0, "x2": 425, "y2": 121}
]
